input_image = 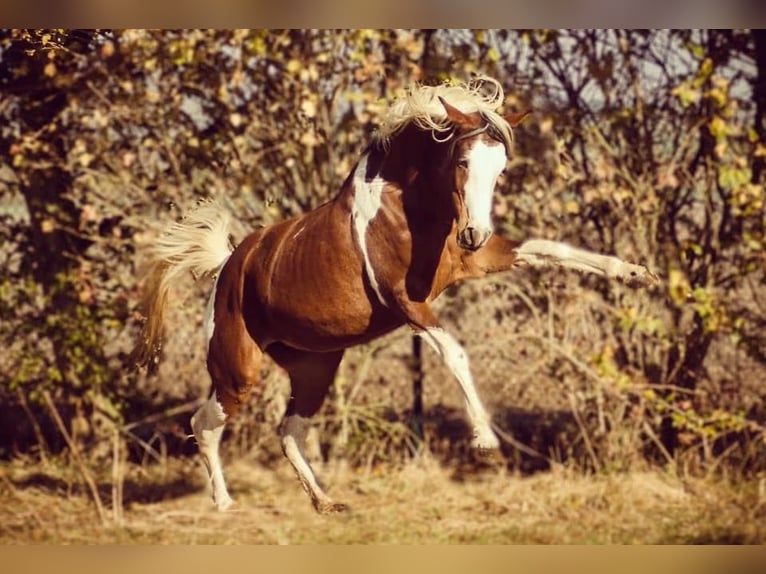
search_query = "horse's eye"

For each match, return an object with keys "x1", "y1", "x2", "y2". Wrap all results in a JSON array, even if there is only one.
[{"x1": 457, "y1": 159, "x2": 469, "y2": 169}]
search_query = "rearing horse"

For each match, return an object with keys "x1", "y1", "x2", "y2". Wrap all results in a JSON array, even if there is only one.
[{"x1": 136, "y1": 76, "x2": 657, "y2": 513}]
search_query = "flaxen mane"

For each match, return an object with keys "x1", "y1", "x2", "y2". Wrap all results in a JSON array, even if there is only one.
[{"x1": 375, "y1": 75, "x2": 514, "y2": 153}]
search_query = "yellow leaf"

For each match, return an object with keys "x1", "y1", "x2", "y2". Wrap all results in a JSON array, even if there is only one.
[
  {"x1": 564, "y1": 199, "x2": 580, "y2": 214},
  {"x1": 100, "y1": 41, "x2": 115, "y2": 58},
  {"x1": 286, "y1": 59, "x2": 301, "y2": 74},
  {"x1": 668, "y1": 268, "x2": 691, "y2": 304},
  {"x1": 671, "y1": 81, "x2": 699, "y2": 108},
  {"x1": 706, "y1": 83, "x2": 727, "y2": 108},
  {"x1": 300, "y1": 99, "x2": 317, "y2": 118},
  {"x1": 717, "y1": 165, "x2": 750, "y2": 191},
  {"x1": 696, "y1": 58, "x2": 713, "y2": 84},
  {"x1": 78, "y1": 152, "x2": 93, "y2": 167},
  {"x1": 707, "y1": 115, "x2": 727, "y2": 140},
  {"x1": 300, "y1": 132, "x2": 319, "y2": 147}
]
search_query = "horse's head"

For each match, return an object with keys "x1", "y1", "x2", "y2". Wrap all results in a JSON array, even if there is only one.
[{"x1": 438, "y1": 96, "x2": 529, "y2": 251}]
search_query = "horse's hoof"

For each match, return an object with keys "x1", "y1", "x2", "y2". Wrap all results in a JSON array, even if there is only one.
[
  {"x1": 315, "y1": 501, "x2": 350, "y2": 515},
  {"x1": 624, "y1": 265, "x2": 660, "y2": 288},
  {"x1": 214, "y1": 496, "x2": 235, "y2": 512},
  {"x1": 476, "y1": 445, "x2": 500, "y2": 456},
  {"x1": 471, "y1": 430, "x2": 500, "y2": 452}
]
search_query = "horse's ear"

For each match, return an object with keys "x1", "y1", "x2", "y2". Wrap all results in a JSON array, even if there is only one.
[
  {"x1": 505, "y1": 110, "x2": 532, "y2": 128},
  {"x1": 438, "y1": 96, "x2": 481, "y2": 128}
]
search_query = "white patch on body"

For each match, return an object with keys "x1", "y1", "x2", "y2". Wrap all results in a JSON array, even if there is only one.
[
  {"x1": 351, "y1": 154, "x2": 387, "y2": 306},
  {"x1": 191, "y1": 391, "x2": 232, "y2": 511},
  {"x1": 202, "y1": 256, "x2": 229, "y2": 347},
  {"x1": 462, "y1": 139, "x2": 506, "y2": 235},
  {"x1": 419, "y1": 327, "x2": 499, "y2": 450}
]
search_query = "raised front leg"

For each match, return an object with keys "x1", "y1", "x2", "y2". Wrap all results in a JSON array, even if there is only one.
[
  {"x1": 514, "y1": 239, "x2": 659, "y2": 287},
  {"x1": 467, "y1": 234, "x2": 658, "y2": 287}
]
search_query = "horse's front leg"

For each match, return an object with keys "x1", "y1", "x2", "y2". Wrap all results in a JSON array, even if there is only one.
[
  {"x1": 515, "y1": 239, "x2": 659, "y2": 286},
  {"x1": 470, "y1": 234, "x2": 659, "y2": 287},
  {"x1": 418, "y1": 326, "x2": 499, "y2": 451},
  {"x1": 395, "y1": 296, "x2": 499, "y2": 451}
]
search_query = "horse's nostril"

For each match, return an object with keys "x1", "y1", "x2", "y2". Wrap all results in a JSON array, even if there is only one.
[{"x1": 458, "y1": 227, "x2": 488, "y2": 250}]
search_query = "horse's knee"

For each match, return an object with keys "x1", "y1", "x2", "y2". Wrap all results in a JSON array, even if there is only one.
[
  {"x1": 207, "y1": 357, "x2": 261, "y2": 418},
  {"x1": 191, "y1": 393, "x2": 228, "y2": 455},
  {"x1": 280, "y1": 413, "x2": 305, "y2": 445},
  {"x1": 207, "y1": 323, "x2": 262, "y2": 404}
]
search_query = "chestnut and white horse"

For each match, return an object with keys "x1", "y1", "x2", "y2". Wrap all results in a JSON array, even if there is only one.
[{"x1": 136, "y1": 76, "x2": 657, "y2": 513}]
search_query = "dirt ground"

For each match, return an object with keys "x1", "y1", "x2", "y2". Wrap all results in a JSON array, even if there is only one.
[
  {"x1": 3, "y1": 277, "x2": 764, "y2": 545},
  {"x1": 2, "y1": 453, "x2": 764, "y2": 544}
]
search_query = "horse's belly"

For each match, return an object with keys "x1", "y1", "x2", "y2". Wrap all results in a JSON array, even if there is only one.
[
  {"x1": 256, "y1": 291, "x2": 401, "y2": 352},
  {"x1": 231, "y1": 209, "x2": 403, "y2": 352}
]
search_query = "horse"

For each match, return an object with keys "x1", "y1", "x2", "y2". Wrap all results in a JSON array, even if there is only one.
[{"x1": 135, "y1": 76, "x2": 658, "y2": 514}]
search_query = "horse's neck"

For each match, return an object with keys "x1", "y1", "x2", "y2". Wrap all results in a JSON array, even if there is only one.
[
  {"x1": 328, "y1": 129, "x2": 462, "y2": 300},
  {"x1": 376, "y1": 129, "x2": 455, "y2": 232},
  {"x1": 333, "y1": 128, "x2": 456, "y2": 245}
]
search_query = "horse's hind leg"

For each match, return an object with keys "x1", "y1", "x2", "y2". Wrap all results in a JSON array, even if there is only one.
[
  {"x1": 268, "y1": 344, "x2": 347, "y2": 514},
  {"x1": 191, "y1": 287, "x2": 263, "y2": 511},
  {"x1": 191, "y1": 391, "x2": 233, "y2": 511}
]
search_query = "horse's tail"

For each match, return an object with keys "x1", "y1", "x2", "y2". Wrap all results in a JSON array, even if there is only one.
[{"x1": 133, "y1": 200, "x2": 234, "y2": 366}]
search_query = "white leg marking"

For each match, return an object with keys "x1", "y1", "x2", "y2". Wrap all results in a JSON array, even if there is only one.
[
  {"x1": 191, "y1": 392, "x2": 233, "y2": 511},
  {"x1": 463, "y1": 139, "x2": 506, "y2": 234},
  {"x1": 515, "y1": 239, "x2": 658, "y2": 286},
  {"x1": 281, "y1": 414, "x2": 337, "y2": 509},
  {"x1": 196, "y1": 270, "x2": 234, "y2": 510},
  {"x1": 351, "y1": 154, "x2": 387, "y2": 306},
  {"x1": 419, "y1": 328, "x2": 499, "y2": 450}
]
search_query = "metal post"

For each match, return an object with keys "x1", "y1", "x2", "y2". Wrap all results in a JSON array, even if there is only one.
[{"x1": 411, "y1": 334, "x2": 424, "y2": 451}]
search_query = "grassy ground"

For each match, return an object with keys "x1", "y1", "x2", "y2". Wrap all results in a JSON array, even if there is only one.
[{"x1": 1, "y1": 454, "x2": 763, "y2": 544}]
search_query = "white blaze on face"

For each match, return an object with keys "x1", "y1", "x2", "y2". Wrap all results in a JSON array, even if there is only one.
[{"x1": 462, "y1": 139, "x2": 506, "y2": 234}]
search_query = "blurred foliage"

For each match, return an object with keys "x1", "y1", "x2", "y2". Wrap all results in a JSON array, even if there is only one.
[{"x1": 0, "y1": 29, "x2": 763, "y2": 475}]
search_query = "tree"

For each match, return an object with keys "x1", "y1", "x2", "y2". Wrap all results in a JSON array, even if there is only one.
[{"x1": 1, "y1": 29, "x2": 763, "y2": 473}]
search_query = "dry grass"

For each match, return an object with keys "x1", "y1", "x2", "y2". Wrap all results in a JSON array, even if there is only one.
[{"x1": 1, "y1": 455, "x2": 763, "y2": 544}]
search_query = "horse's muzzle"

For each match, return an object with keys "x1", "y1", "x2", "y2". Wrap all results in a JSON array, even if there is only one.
[{"x1": 457, "y1": 226, "x2": 491, "y2": 251}]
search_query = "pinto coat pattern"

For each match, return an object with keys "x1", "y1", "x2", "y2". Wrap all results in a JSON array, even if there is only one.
[{"x1": 135, "y1": 76, "x2": 658, "y2": 513}]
